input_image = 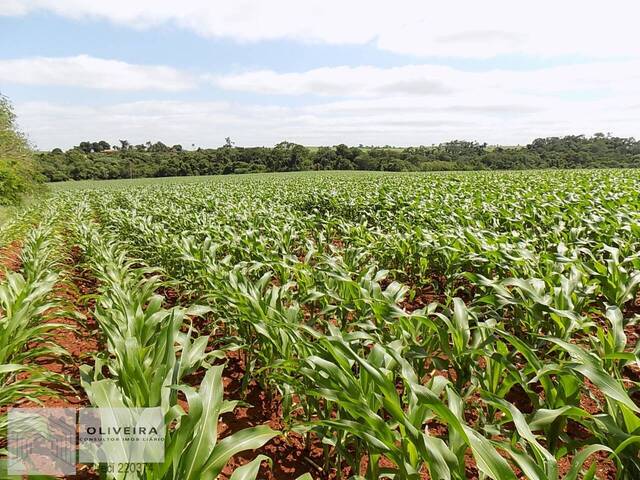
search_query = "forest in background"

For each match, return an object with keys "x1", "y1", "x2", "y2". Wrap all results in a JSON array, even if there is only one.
[{"x1": 37, "y1": 134, "x2": 640, "y2": 181}]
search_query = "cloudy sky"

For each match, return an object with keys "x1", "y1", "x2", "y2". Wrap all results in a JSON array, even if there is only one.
[{"x1": 1, "y1": 0, "x2": 639, "y2": 149}]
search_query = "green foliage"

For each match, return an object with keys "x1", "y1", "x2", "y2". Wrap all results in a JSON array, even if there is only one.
[
  {"x1": 36, "y1": 134, "x2": 640, "y2": 182},
  {"x1": 6, "y1": 170, "x2": 640, "y2": 478},
  {"x1": 41, "y1": 169, "x2": 637, "y2": 478},
  {"x1": 0, "y1": 218, "x2": 71, "y2": 434},
  {"x1": 0, "y1": 95, "x2": 42, "y2": 205},
  {"x1": 71, "y1": 212, "x2": 277, "y2": 479}
]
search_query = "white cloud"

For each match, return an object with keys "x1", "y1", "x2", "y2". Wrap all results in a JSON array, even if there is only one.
[
  {"x1": 0, "y1": 0, "x2": 29, "y2": 15},
  {"x1": 4, "y1": 55, "x2": 639, "y2": 147},
  {"x1": 3, "y1": 0, "x2": 639, "y2": 149},
  {"x1": 0, "y1": 55, "x2": 196, "y2": 91},
  {"x1": 209, "y1": 65, "x2": 452, "y2": 97},
  {"x1": 210, "y1": 61, "x2": 640, "y2": 99},
  {"x1": 14, "y1": 92, "x2": 640, "y2": 150},
  {"x1": 3, "y1": 0, "x2": 640, "y2": 59},
  {"x1": 206, "y1": 61, "x2": 640, "y2": 142}
]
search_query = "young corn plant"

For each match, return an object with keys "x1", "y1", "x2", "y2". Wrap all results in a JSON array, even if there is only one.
[
  {"x1": 74, "y1": 216, "x2": 280, "y2": 480},
  {"x1": 0, "y1": 223, "x2": 71, "y2": 433},
  {"x1": 483, "y1": 395, "x2": 614, "y2": 480},
  {"x1": 297, "y1": 329, "x2": 517, "y2": 480},
  {"x1": 84, "y1": 366, "x2": 279, "y2": 480},
  {"x1": 546, "y1": 338, "x2": 640, "y2": 478},
  {"x1": 75, "y1": 215, "x2": 224, "y2": 406},
  {"x1": 585, "y1": 246, "x2": 640, "y2": 309}
]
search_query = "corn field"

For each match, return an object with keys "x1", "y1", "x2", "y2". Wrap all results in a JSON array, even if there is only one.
[{"x1": 2, "y1": 170, "x2": 640, "y2": 479}]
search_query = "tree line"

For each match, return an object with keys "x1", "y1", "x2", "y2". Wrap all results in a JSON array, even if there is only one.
[{"x1": 36, "y1": 134, "x2": 640, "y2": 182}]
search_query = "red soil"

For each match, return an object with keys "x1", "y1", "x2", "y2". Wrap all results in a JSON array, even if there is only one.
[
  {"x1": 218, "y1": 351, "x2": 320, "y2": 479},
  {"x1": 0, "y1": 240, "x2": 22, "y2": 279},
  {"x1": 400, "y1": 284, "x2": 443, "y2": 312}
]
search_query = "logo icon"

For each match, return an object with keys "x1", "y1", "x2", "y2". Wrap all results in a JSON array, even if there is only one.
[{"x1": 7, "y1": 408, "x2": 76, "y2": 476}]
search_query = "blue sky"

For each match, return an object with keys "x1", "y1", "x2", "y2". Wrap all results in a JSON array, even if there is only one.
[{"x1": 1, "y1": 1, "x2": 639, "y2": 149}]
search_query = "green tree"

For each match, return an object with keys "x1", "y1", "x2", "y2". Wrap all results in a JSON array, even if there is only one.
[
  {"x1": 312, "y1": 147, "x2": 337, "y2": 170},
  {"x1": 78, "y1": 141, "x2": 92, "y2": 153},
  {"x1": 0, "y1": 95, "x2": 42, "y2": 205}
]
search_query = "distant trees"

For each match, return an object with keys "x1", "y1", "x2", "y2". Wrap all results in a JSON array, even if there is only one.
[
  {"x1": 271, "y1": 141, "x2": 310, "y2": 171},
  {"x1": 34, "y1": 134, "x2": 640, "y2": 182},
  {"x1": 313, "y1": 147, "x2": 337, "y2": 170},
  {"x1": 442, "y1": 140, "x2": 486, "y2": 158},
  {"x1": 62, "y1": 140, "x2": 185, "y2": 154},
  {"x1": 148, "y1": 141, "x2": 169, "y2": 153},
  {"x1": 76, "y1": 140, "x2": 111, "y2": 153}
]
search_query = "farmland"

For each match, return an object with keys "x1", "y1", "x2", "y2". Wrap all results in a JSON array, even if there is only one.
[{"x1": 2, "y1": 169, "x2": 640, "y2": 479}]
